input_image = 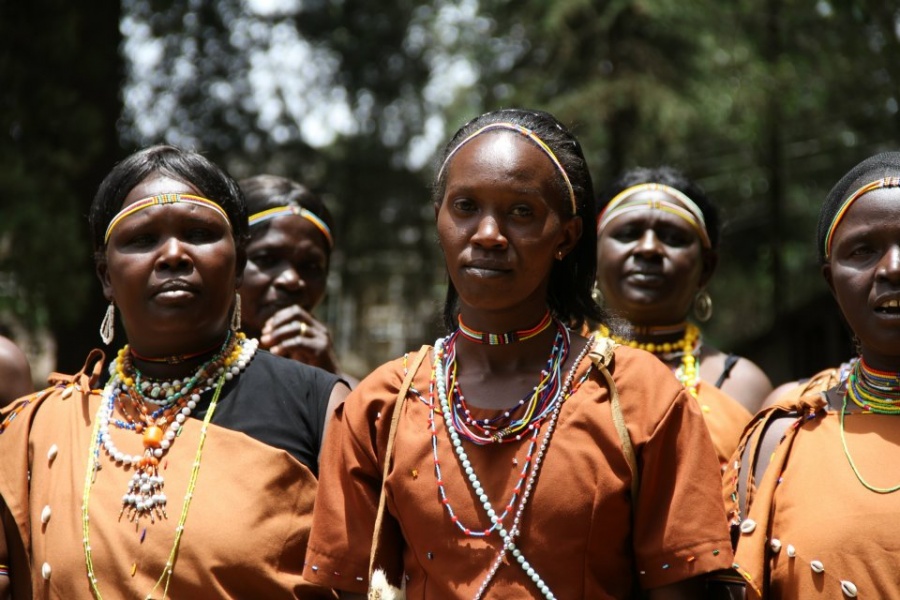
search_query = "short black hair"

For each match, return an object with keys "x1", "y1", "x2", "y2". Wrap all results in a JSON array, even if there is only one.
[
  {"x1": 238, "y1": 174, "x2": 335, "y2": 254},
  {"x1": 88, "y1": 145, "x2": 249, "y2": 262},
  {"x1": 596, "y1": 165, "x2": 720, "y2": 250},
  {"x1": 432, "y1": 108, "x2": 604, "y2": 331},
  {"x1": 817, "y1": 151, "x2": 900, "y2": 264}
]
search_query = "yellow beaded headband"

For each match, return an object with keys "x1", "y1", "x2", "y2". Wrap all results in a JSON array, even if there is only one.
[
  {"x1": 104, "y1": 193, "x2": 231, "y2": 243},
  {"x1": 597, "y1": 183, "x2": 711, "y2": 249},
  {"x1": 436, "y1": 122, "x2": 577, "y2": 215},
  {"x1": 824, "y1": 176, "x2": 900, "y2": 259},
  {"x1": 248, "y1": 206, "x2": 334, "y2": 248}
]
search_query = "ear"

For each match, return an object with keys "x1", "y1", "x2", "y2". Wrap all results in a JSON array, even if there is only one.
[
  {"x1": 556, "y1": 215, "x2": 583, "y2": 260},
  {"x1": 698, "y1": 249, "x2": 718, "y2": 289},
  {"x1": 96, "y1": 255, "x2": 114, "y2": 301}
]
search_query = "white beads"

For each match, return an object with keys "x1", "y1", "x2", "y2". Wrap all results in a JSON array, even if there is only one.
[
  {"x1": 786, "y1": 544, "x2": 796, "y2": 558},
  {"x1": 810, "y1": 560, "x2": 824, "y2": 573},
  {"x1": 41, "y1": 505, "x2": 52, "y2": 524},
  {"x1": 769, "y1": 538, "x2": 782, "y2": 553},
  {"x1": 47, "y1": 444, "x2": 59, "y2": 463},
  {"x1": 41, "y1": 562, "x2": 51, "y2": 579},
  {"x1": 739, "y1": 518, "x2": 757, "y2": 534}
]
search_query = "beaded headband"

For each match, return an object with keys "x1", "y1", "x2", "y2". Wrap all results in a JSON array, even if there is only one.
[
  {"x1": 104, "y1": 193, "x2": 231, "y2": 244},
  {"x1": 248, "y1": 205, "x2": 334, "y2": 248},
  {"x1": 596, "y1": 183, "x2": 711, "y2": 249},
  {"x1": 824, "y1": 176, "x2": 900, "y2": 259},
  {"x1": 437, "y1": 122, "x2": 577, "y2": 215}
]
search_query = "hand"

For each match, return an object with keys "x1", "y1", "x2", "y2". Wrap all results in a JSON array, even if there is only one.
[{"x1": 259, "y1": 305, "x2": 340, "y2": 374}]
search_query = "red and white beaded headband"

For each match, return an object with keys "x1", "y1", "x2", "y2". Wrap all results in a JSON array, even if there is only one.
[
  {"x1": 436, "y1": 122, "x2": 577, "y2": 215},
  {"x1": 104, "y1": 193, "x2": 231, "y2": 244},
  {"x1": 248, "y1": 205, "x2": 334, "y2": 248},
  {"x1": 597, "y1": 183, "x2": 711, "y2": 249},
  {"x1": 824, "y1": 176, "x2": 900, "y2": 259}
]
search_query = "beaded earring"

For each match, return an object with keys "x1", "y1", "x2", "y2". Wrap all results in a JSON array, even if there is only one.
[
  {"x1": 693, "y1": 289, "x2": 713, "y2": 322},
  {"x1": 591, "y1": 283, "x2": 604, "y2": 307},
  {"x1": 100, "y1": 301, "x2": 115, "y2": 345},
  {"x1": 230, "y1": 293, "x2": 242, "y2": 331}
]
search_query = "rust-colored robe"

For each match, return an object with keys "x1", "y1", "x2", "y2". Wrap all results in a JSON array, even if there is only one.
[
  {"x1": 0, "y1": 351, "x2": 336, "y2": 599},
  {"x1": 724, "y1": 366, "x2": 900, "y2": 599},
  {"x1": 304, "y1": 343, "x2": 734, "y2": 598}
]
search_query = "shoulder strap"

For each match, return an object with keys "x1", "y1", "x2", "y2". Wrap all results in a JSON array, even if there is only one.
[
  {"x1": 589, "y1": 337, "x2": 640, "y2": 502},
  {"x1": 368, "y1": 344, "x2": 431, "y2": 580},
  {"x1": 715, "y1": 353, "x2": 741, "y2": 388}
]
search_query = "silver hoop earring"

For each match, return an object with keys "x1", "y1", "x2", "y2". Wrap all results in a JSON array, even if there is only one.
[
  {"x1": 231, "y1": 293, "x2": 242, "y2": 331},
  {"x1": 693, "y1": 290, "x2": 713, "y2": 322},
  {"x1": 100, "y1": 301, "x2": 115, "y2": 345}
]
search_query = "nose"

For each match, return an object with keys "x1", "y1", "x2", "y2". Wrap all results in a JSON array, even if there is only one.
[
  {"x1": 634, "y1": 229, "x2": 662, "y2": 256},
  {"x1": 273, "y1": 265, "x2": 303, "y2": 291},
  {"x1": 155, "y1": 237, "x2": 192, "y2": 272},
  {"x1": 876, "y1": 245, "x2": 900, "y2": 283},
  {"x1": 471, "y1": 213, "x2": 508, "y2": 249}
]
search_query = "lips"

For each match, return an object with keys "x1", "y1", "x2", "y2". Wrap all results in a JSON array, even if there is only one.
[
  {"x1": 153, "y1": 279, "x2": 199, "y2": 302},
  {"x1": 624, "y1": 269, "x2": 666, "y2": 287},
  {"x1": 875, "y1": 297, "x2": 900, "y2": 314},
  {"x1": 463, "y1": 260, "x2": 511, "y2": 278}
]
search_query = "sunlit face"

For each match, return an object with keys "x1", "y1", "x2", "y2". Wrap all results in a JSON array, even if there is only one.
[
  {"x1": 436, "y1": 131, "x2": 580, "y2": 325},
  {"x1": 239, "y1": 216, "x2": 330, "y2": 337},
  {"x1": 596, "y1": 190, "x2": 712, "y2": 326},
  {"x1": 97, "y1": 174, "x2": 240, "y2": 356},
  {"x1": 824, "y1": 187, "x2": 900, "y2": 370}
]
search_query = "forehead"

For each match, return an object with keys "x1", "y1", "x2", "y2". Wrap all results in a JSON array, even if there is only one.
[
  {"x1": 445, "y1": 131, "x2": 558, "y2": 187},
  {"x1": 121, "y1": 174, "x2": 201, "y2": 209},
  {"x1": 601, "y1": 197, "x2": 699, "y2": 233},
  {"x1": 836, "y1": 187, "x2": 900, "y2": 230},
  {"x1": 249, "y1": 217, "x2": 330, "y2": 255}
]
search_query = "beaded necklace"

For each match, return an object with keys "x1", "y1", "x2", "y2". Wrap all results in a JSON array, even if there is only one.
[
  {"x1": 447, "y1": 322, "x2": 568, "y2": 444},
  {"x1": 432, "y1": 330, "x2": 595, "y2": 600},
  {"x1": 457, "y1": 310, "x2": 553, "y2": 345},
  {"x1": 599, "y1": 322, "x2": 701, "y2": 397},
  {"x1": 81, "y1": 331, "x2": 258, "y2": 598},
  {"x1": 840, "y1": 357, "x2": 900, "y2": 494}
]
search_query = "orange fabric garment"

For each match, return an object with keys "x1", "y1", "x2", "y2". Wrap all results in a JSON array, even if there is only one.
[
  {"x1": 0, "y1": 355, "x2": 334, "y2": 599},
  {"x1": 724, "y1": 366, "x2": 900, "y2": 599},
  {"x1": 697, "y1": 380, "x2": 752, "y2": 467},
  {"x1": 304, "y1": 343, "x2": 734, "y2": 598}
]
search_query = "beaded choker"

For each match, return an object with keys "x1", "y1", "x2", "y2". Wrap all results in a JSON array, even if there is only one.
[
  {"x1": 846, "y1": 357, "x2": 900, "y2": 414},
  {"x1": 128, "y1": 338, "x2": 226, "y2": 365},
  {"x1": 457, "y1": 310, "x2": 553, "y2": 345},
  {"x1": 599, "y1": 322, "x2": 701, "y2": 397}
]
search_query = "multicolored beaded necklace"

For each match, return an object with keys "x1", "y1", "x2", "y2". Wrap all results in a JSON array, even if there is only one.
[
  {"x1": 431, "y1": 326, "x2": 595, "y2": 600},
  {"x1": 82, "y1": 330, "x2": 258, "y2": 599},
  {"x1": 599, "y1": 322, "x2": 701, "y2": 397},
  {"x1": 457, "y1": 310, "x2": 553, "y2": 345},
  {"x1": 840, "y1": 357, "x2": 900, "y2": 494}
]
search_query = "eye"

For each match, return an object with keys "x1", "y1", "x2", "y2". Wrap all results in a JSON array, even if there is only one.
[
  {"x1": 451, "y1": 198, "x2": 477, "y2": 213},
  {"x1": 657, "y1": 227, "x2": 693, "y2": 247},
  {"x1": 248, "y1": 252, "x2": 280, "y2": 269},
  {"x1": 298, "y1": 261, "x2": 327, "y2": 278},
  {"x1": 185, "y1": 227, "x2": 220, "y2": 243},
  {"x1": 610, "y1": 224, "x2": 642, "y2": 242},
  {"x1": 510, "y1": 204, "x2": 534, "y2": 218}
]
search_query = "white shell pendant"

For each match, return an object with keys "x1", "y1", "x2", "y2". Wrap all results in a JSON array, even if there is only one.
[
  {"x1": 841, "y1": 580, "x2": 858, "y2": 597},
  {"x1": 47, "y1": 444, "x2": 59, "y2": 463},
  {"x1": 810, "y1": 560, "x2": 825, "y2": 573},
  {"x1": 769, "y1": 538, "x2": 782, "y2": 553},
  {"x1": 786, "y1": 544, "x2": 796, "y2": 558},
  {"x1": 739, "y1": 518, "x2": 757, "y2": 534},
  {"x1": 41, "y1": 505, "x2": 52, "y2": 524},
  {"x1": 41, "y1": 562, "x2": 51, "y2": 579}
]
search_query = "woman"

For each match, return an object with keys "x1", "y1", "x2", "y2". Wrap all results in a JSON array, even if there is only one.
[
  {"x1": 303, "y1": 109, "x2": 734, "y2": 599},
  {"x1": 725, "y1": 152, "x2": 900, "y2": 598},
  {"x1": 239, "y1": 175, "x2": 350, "y2": 379},
  {"x1": 0, "y1": 146, "x2": 348, "y2": 599},
  {"x1": 594, "y1": 167, "x2": 773, "y2": 465}
]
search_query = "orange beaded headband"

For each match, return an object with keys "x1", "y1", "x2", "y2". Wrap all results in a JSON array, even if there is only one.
[
  {"x1": 824, "y1": 176, "x2": 900, "y2": 259},
  {"x1": 248, "y1": 206, "x2": 334, "y2": 248},
  {"x1": 437, "y1": 122, "x2": 577, "y2": 215},
  {"x1": 104, "y1": 193, "x2": 231, "y2": 243},
  {"x1": 597, "y1": 183, "x2": 711, "y2": 249}
]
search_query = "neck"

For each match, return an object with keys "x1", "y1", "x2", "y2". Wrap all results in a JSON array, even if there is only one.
[{"x1": 127, "y1": 331, "x2": 233, "y2": 380}]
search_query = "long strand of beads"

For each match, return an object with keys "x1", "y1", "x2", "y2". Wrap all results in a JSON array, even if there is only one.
[
  {"x1": 434, "y1": 326, "x2": 594, "y2": 599},
  {"x1": 82, "y1": 367, "x2": 232, "y2": 600},
  {"x1": 472, "y1": 335, "x2": 595, "y2": 600},
  {"x1": 599, "y1": 323, "x2": 701, "y2": 397}
]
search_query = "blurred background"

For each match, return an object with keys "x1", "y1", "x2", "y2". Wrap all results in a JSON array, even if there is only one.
[{"x1": 2, "y1": 0, "x2": 896, "y2": 385}]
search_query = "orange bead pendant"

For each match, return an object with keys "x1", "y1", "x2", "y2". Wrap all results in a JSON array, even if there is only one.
[{"x1": 142, "y1": 425, "x2": 164, "y2": 448}]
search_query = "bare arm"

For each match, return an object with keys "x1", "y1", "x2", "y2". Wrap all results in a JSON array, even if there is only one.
[
  {"x1": 0, "y1": 336, "x2": 32, "y2": 408},
  {"x1": 319, "y1": 381, "x2": 351, "y2": 454}
]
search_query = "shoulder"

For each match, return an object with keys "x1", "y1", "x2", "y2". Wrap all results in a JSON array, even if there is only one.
[
  {"x1": 0, "y1": 336, "x2": 32, "y2": 407},
  {"x1": 703, "y1": 348, "x2": 773, "y2": 414},
  {"x1": 603, "y1": 344, "x2": 688, "y2": 427}
]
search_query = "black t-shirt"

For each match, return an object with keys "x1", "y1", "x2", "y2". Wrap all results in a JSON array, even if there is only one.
[{"x1": 192, "y1": 349, "x2": 340, "y2": 477}]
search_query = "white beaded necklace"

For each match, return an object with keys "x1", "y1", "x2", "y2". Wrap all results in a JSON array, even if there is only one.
[{"x1": 433, "y1": 330, "x2": 595, "y2": 600}]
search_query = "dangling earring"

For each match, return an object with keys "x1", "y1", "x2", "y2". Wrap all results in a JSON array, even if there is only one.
[
  {"x1": 693, "y1": 289, "x2": 713, "y2": 322},
  {"x1": 591, "y1": 283, "x2": 604, "y2": 307},
  {"x1": 100, "y1": 301, "x2": 115, "y2": 345},
  {"x1": 231, "y1": 293, "x2": 242, "y2": 331}
]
